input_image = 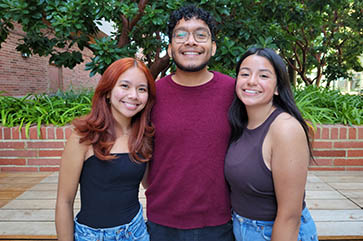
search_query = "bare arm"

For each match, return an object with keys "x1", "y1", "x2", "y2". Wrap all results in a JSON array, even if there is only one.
[
  {"x1": 55, "y1": 132, "x2": 88, "y2": 241},
  {"x1": 270, "y1": 115, "x2": 309, "y2": 241}
]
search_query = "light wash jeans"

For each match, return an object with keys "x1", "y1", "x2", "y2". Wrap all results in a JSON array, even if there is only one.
[
  {"x1": 232, "y1": 207, "x2": 318, "y2": 241},
  {"x1": 74, "y1": 205, "x2": 149, "y2": 241}
]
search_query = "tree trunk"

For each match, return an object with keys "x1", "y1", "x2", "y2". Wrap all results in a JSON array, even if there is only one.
[
  {"x1": 288, "y1": 58, "x2": 297, "y2": 87},
  {"x1": 149, "y1": 54, "x2": 171, "y2": 80}
]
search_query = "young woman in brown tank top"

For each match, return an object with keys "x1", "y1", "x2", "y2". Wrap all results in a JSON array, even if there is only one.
[{"x1": 225, "y1": 48, "x2": 318, "y2": 241}]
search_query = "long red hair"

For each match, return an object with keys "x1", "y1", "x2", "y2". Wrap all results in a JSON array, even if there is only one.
[{"x1": 72, "y1": 57, "x2": 155, "y2": 162}]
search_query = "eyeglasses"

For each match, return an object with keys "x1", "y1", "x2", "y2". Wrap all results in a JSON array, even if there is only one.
[{"x1": 172, "y1": 29, "x2": 211, "y2": 43}]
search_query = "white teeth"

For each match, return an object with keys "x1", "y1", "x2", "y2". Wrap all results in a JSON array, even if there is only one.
[
  {"x1": 183, "y1": 52, "x2": 199, "y2": 55},
  {"x1": 244, "y1": 89, "x2": 258, "y2": 94},
  {"x1": 122, "y1": 101, "x2": 138, "y2": 107}
]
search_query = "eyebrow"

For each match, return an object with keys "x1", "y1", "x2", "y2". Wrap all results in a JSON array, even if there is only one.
[
  {"x1": 239, "y1": 67, "x2": 273, "y2": 74},
  {"x1": 174, "y1": 27, "x2": 209, "y2": 32},
  {"x1": 118, "y1": 79, "x2": 148, "y2": 86}
]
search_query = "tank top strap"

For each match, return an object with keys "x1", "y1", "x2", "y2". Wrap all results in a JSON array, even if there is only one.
[{"x1": 259, "y1": 108, "x2": 284, "y2": 140}]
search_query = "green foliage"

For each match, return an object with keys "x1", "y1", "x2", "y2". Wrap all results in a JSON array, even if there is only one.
[
  {"x1": 0, "y1": 87, "x2": 361, "y2": 139},
  {"x1": 294, "y1": 86, "x2": 363, "y2": 127},
  {"x1": 85, "y1": 37, "x2": 136, "y2": 76},
  {"x1": 0, "y1": 0, "x2": 362, "y2": 84},
  {"x1": 0, "y1": 90, "x2": 93, "y2": 138}
]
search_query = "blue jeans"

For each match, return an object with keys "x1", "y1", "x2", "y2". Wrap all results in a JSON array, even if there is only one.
[
  {"x1": 74, "y1": 205, "x2": 149, "y2": 241},
  {"x1": 147, "y1": 220, "x2": 234, "y2": 241},
  {"x1": 232, "y1": 207, "x2": 318, "y2": 241}
]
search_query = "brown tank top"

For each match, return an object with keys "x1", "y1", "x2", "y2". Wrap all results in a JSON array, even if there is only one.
[{"x1": 224, "y1": 108, "x2": 305, "y2": 221}]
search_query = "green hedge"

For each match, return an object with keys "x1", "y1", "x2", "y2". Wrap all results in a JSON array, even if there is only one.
[{"x1": 0, "y1": 86, "x2": 362, "y2": 137}]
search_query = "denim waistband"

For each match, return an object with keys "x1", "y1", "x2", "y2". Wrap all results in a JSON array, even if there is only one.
[
  {"x1": 233, "y1": 206, "x2": 310, "y2": 226},
  {"x1": 74, "y1": 203, "x2": 144, "y2": 235},
  {"x1": 232, "y1": 211, "x2": 274, "y2": 227}
]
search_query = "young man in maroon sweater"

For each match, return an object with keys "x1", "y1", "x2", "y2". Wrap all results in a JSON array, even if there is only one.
[{"x1": 145, "y1": 5, "x2": 235, "y2": 241}]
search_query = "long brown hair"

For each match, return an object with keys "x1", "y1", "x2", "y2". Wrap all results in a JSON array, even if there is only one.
[{"x1": 73, "y1": 57, "x2": 155, "y2": 162}]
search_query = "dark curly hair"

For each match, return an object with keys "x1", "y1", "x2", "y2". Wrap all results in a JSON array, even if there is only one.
[{"x1": 168, "y1": 4, "x2": 217, "y2": 42}]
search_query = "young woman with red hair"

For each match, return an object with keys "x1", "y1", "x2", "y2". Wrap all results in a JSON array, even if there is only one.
[{"x1": 55, "y1": 57, "x2": 155, "y2": 241}]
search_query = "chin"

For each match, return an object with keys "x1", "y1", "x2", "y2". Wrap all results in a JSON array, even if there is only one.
[{"x1": 175, "y1": 60, "x2": 209, "y2": 72}]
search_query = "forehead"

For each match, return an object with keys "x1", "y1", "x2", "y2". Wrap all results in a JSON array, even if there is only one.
[
  {"x1": 241, "y1": 55, "x2": 274, "y2": 70},
  {"x1": 116, "y1": 67, "x2": 148, "y2": 85},
  {"x1": 174, "y1": 17, "x2": 210, "y2": 31}
]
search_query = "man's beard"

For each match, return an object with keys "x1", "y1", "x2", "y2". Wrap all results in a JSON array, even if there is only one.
[{"x1": 172, "y1": 52, "x2": 210, "y2": 72}]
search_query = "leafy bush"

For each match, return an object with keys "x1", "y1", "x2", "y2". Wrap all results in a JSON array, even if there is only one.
[
  {"x1": 294, "y1": 85, "x2": 362, "y2": 127},
  {"x1": 0, "y1": 86, "x2": 361, "y2": 137},
  {"x1": 0, "y1": 89, "x2": 93, "y2": 137}
]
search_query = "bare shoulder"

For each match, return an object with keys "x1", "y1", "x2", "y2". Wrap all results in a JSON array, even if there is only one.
[
  {"x1": 63, "y1": 131, "x2": 89, "y2": 159},
  {"x1": 270, "y1": 112, "x2": 306, "y2": 141}
]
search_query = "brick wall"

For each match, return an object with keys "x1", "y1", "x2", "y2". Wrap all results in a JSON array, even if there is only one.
[
  {"x1": 0, "y1": 23, "x2": 100, "y2": 96},
  {"x1": 0, "y1": 126, "x2": 71, "y2": 171},
  {"x1": 310, "y1": 125, "x2": 363, "y2": 171},
  {"x1": 0, "y1": 125, "x2": 362, "y2": 171}
]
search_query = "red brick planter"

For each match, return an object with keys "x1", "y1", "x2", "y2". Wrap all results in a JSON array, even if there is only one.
[
  {"x1": 310, "y1": 125, "x2": 363, "y2": 171},
  {"x1": 0, "y1": 125, "x2": 362, "y2": 171}
]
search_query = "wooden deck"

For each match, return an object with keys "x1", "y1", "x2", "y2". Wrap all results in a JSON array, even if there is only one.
[{"x1": 0, "y1": 171, "x2": 362, "y2": 240}]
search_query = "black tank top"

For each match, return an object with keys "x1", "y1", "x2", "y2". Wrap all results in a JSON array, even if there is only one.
[
  {"x1": 77, "y1": 153, "x2": 146, "y2": 228},
  {"x1": 225, "y1": 108, "x2": 306, "y2": 221}
]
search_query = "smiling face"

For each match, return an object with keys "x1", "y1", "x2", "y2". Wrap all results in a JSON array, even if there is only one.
[
  {"x1": 168, "y1": 17, "x2": 216, "y2": 72},
  {"x1": 108, "y1": 67, "x2": 149, "y2": 123},
  {"x1": 236, "y1": 54, "x2": 278, "y2": 108}
]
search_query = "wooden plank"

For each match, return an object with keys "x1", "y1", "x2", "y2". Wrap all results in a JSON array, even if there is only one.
[
  {"x1": 15, "y1": 191, "x2": 57, "y2": 200},
  {"x1": 319, "y1": 236, "x2": 363, "y2": 240},
  {"x1": 1, "y1": 200, "x2": 80, "y2": 209},
  {"x1": 340, "y1": 190, "x2": 363, "y2": 199},
  {"x1": 315, "y1": 221, "x2": 363, "y2": 236},
  {"x1": 0, "y1": 172, "x2": 53, "y2": 178},
  {"x1": 38, "y1": 175, "x2": 58, "y2": 184},
  {"x1": 0, "y1": 177, "x2": 47, "y2": 184},
  {"x1": 318, "y1": 176, "x2": 363, "y2": 183},
  {"x1": 16, "y1": 190, "x2": 80, "y2": 200},
  {"x1": 306, "y1": 175, "x2": 323, "y2": 183},
  {"x1": 306, "y1": 199, "x2": 360, "y2": 210},
  {"x1": 0, "y1": 210, "x2": 54, "y2": 221},
  {"x1": 310, "y1": 210, "x2": 363, "y2": 222},
  {"x1": 305, "y1": 182, "x2": 335, "y2": 191},
  {"x1": 0, "y1": 183, "x2": 37, "y2": 191},
  {"x1": 351, "y1": 198, "x2": 363, "y2": 208},
  {"x1": 0, "y1": 222, "x2": 56, "y2": 235},
  {"x1": 305, "y1": 190, "x2": 345, "y2": 199},
  {"x1": 0, "y1": 200, "x2": 9, "y2": 209},
  {"x1": 329, "y1": 183, "x2": 363, "y2": 190},
  {"x1": 311, "y1": 171, "x2": 363, "y2": 176},
  {"x1": 0, "y1": 192, "x2": 23, "y2": 200},
  {"x1": 29, "y1": 184, "x2": 58, "y2": 191},
  {"x1": 0, "y1": 210, "x2": 78, "y2": 221},
  {"x1": 0, "y1": 235, "x2": 57, "y2": 240}
]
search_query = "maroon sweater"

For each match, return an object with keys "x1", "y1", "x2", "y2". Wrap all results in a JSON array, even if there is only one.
[{"x1": 146, "y1": 71, "x2": 235, "y2": 229}]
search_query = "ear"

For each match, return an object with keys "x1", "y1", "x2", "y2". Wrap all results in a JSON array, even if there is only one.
[
  {"x1": 274, "y1": 87, "x2": 279, "y2": 95},
  {"x1": 167, "y1": 44, "x2": 172, "y2": 58},
  {"x1": 211, "y1": 41, "x2": 217, "y2": 56}
]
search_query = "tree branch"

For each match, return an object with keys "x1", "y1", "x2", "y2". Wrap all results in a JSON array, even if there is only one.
[
  {"x1": 117, "y1": 14, "x2": 129, "y2": 48},
  {"x1": 130, "y1": 0, "x2": 148, "y2": 29}
]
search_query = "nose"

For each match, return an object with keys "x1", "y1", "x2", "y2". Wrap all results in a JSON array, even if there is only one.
[
  {"x1": 128, "y1": 88, "x2": 138, "y2": 99},
  {"x1": 247, "y1": 74, "x2": 257, "y2": 85},
  {"x1": 184, "y1": 32, "x2": 197, "y2": 45}
]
